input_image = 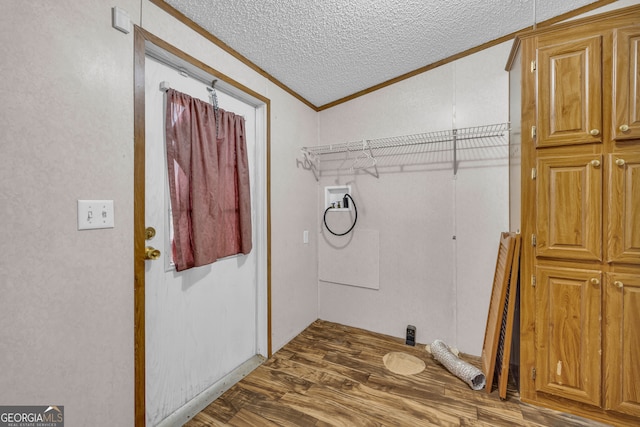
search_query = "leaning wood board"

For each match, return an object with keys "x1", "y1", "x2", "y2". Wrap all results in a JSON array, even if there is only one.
[
  {"x1": 481, "y1": 232, "x2": 517, "y2": 394},
  {"x1": 496, "y1": 234, "x2": 521, "y2": 399}
]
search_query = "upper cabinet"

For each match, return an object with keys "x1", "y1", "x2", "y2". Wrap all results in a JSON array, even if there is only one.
[
  {"x1": 536, "y1": 33, "x2": 602, "y2": 147},
  {"x1": 613, "y1": 25, "x2": 640, "y2": 141}
]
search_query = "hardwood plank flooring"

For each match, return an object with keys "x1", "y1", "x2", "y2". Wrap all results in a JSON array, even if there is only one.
[{"x1": 185, "y1": 320, "x2": 609, "y2": 426}]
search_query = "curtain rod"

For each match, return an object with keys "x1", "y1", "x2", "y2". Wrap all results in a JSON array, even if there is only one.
[
  {"x1": 159, "y1": 80, "x2": 217, "y2": 92},
  {"x1": 159, "y1": 81, "x2": 246, "y2": 120}
]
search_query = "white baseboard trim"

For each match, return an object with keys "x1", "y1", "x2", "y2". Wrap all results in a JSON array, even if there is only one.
[{"x1": 157, "y1": 354, "x2": 266, "y2": 427}]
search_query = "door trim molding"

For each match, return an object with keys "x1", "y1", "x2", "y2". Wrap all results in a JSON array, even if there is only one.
[{"x1": 133, "y1": 26, "x2": 272, "y2": 426}]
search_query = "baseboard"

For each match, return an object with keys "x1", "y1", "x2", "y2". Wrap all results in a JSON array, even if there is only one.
[{"x1": 157, "y1": 354, "x2": 266, "y2": 427}]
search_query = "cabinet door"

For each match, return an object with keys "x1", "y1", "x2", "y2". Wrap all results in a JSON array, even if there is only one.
[
  {"x1": 537, "y1": 35, "x2": 602, "y2": 147},
  {"x1": 537, "y1": 155, "x2": 602, "y2": 261},
  {"x1": 535, "y1": 266, "x2": 601, "y2": 406},
  {"x1": 612, "y1": 25, "x2": 640, "y2": 141},
  {"x1": 608, "y1": 153, "x2": 640, "y2": 264},
  {"x1": 604, "y1": 273, "x2": 640, "y2": 416}
]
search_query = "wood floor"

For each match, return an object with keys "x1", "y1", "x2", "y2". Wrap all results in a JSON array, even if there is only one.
[{"x1": 185, "y1": 320, "x2": 609, "y2": 426}]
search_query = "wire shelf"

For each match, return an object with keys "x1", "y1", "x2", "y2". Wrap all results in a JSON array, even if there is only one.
[{"x1": 300, "y1": 123, "x2": 509, "y2": 179}]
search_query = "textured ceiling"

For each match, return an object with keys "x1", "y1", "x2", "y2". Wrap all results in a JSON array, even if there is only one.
[{"x1": 164, "y1": 0, "x2": 599, "y2": 108}]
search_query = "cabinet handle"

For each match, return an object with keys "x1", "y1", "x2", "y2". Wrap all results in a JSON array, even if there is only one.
[
  {"x1": 615, "y1": 158, "x2": 625, "y2": 167},
  {"x1": 590, "y1": 129, "x2": 600, "y2": 136},
  {"x1": 590, "y1": 159, "x2": 601, "y2": 167},
  {"x1": 590, "y1": 278, "x2": 600, "y2": 285},
  {"x1": 619, "y1": 124, "x2": 630, "y2": 133},
  {"x1": 614, "y1": 281, "x2": 623, "y2": 288}
]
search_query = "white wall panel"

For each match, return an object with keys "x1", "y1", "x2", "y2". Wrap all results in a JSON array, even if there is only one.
[
  {"x1": 453, "y1": 43, "x2": 511, "y2": 355},
  {"x1": 317, "y1": 43, "x2": 512, "y2": 354}
]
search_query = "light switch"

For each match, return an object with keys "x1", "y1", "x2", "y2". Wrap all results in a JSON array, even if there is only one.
[
  {"x1": 112, "y1": 6, "x2": 132, "y2": 34},
  {"x1": 78, "y1": 200, "x2": 114, "y2": 230},
  {"x1": 303, "y1": 230, "x2": 309, "y2": 244}
]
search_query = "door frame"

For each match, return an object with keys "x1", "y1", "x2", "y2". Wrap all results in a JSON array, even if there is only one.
[{"x1": 133, "y1": 26, "x2": 272, "y2": 426}]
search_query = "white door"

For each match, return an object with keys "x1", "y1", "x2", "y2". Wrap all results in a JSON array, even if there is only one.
[{"x1": 144, "y1": 56, "x2": 266, "y2": 426}]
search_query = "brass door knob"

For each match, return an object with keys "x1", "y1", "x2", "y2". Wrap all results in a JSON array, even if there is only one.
[
  {"x1": 614, "y1": 281, "x2": 623, "y2": 288},
  {"x1": 590, "y1": 129, "x2": 600, "y2": 136},
  {"x1": 145, "y1": 246, "x2": 161, "y2": 260},
  {"x1": 590, "y1": 277, "x2": 600, "y2": 285},
  {"x1": 619, "y1": 124, "x2": 630, "y2": 133},
  {"x1": 145, "y1": 226, "x2": 156, "y2": 240},
  {"x1": 615, "y1": 158, "x2": 626, "y2": 166},
  {"x1": 590, "y1": 159, "x2": 601, "y2": 167}
]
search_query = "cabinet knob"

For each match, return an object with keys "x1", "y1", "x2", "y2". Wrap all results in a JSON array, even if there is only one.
[
  {"x1": 590, "y1": 159, "x2": 601, "y2": 167},
  {"x1": 614, "y1": 281, "x2": 623, "y2": 289},
  {"x1": 619, "y1": 124, "x2": 630, "y2": 133},
  {"x1": 615, "y1": 158, "x2": 626, "y2": 167},
  {"x1": 590, "y1": 129, "x2": 600, "y2": 136},
  {"x1": 590, "y1": 278, "x2": 600, "y2": 285}
]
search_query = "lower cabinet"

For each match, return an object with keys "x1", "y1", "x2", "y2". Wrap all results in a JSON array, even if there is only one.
[
  {"x1": 534, "y1": 265, "x2": 602, "y2": 407},
  {"x1": 604, "y1": 273, "x2": 640, "y2": 417}
]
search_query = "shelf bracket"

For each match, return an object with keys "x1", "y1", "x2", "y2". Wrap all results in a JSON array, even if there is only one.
[
  {"x1": 453, "y1": 129, "x2": 458, "y2": 176},
  {"x1": 301, "y1": 150, "x2": 319, "y2": 181}
]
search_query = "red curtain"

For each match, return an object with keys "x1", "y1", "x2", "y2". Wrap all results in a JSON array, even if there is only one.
[{"x1": 165, "y1": 88, "x2": 252, "y2": 271}]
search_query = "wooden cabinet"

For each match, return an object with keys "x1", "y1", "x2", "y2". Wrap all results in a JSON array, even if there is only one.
[
  {"x1": 604, "y1": 272, "x2": 640, "y2": 417},
  {"x1": 536, "y1": 155, "x2": 602, "y2": 261},
  {"x1": 535, "y1": 266, "x2": 602, "y2": 407},
  {"x1": 536, "y1": 34, "x2": 602, "y2": 147},
  {"x1": 607, "y1": 153, "x2": 640, "y2": 264},
  {"x1": 508, "y1": 5, "x2": 640, "y2": 425},
  {"x1": 613, "y1": 26, "x2": 640, "y2": 141}
]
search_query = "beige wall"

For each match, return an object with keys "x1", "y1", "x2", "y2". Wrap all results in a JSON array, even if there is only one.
[
  {"x1": 2, "y1": 1, "x2": 635, "y2": 425},
  {"x1": 0, "y1": 1, "x2": 140, "y2": 426},
  {"x1": 0, "y1": 1, "x2": 318, "y2": 425}
]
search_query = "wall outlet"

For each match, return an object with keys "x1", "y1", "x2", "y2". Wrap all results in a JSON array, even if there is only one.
[
  {"x1": 78, "y1": 200, "x2": 114, "y2": 230},
  {"x1": 406, "y1": 325, "x2": 416, "y2": 346}
]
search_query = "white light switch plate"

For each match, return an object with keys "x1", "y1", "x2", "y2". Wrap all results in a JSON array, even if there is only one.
[
  {"x1": 78, "y1": 200, "x2": 114, "y2": 230},
  {"x1": 112, "y1": 6, "x2": 131, "y2": 34}
]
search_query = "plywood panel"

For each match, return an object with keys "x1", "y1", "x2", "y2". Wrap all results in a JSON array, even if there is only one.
[
  {"x1": 481, "y1": 232, "x2": 517, "y2": 394},
  {"x1": 497, "y1": 234, "x2": 522, "y2": 399}
]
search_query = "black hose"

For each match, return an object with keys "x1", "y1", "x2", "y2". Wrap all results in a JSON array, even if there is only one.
[{"x1": 323, "y1": 194, "x2": 357, "y2": 236}]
